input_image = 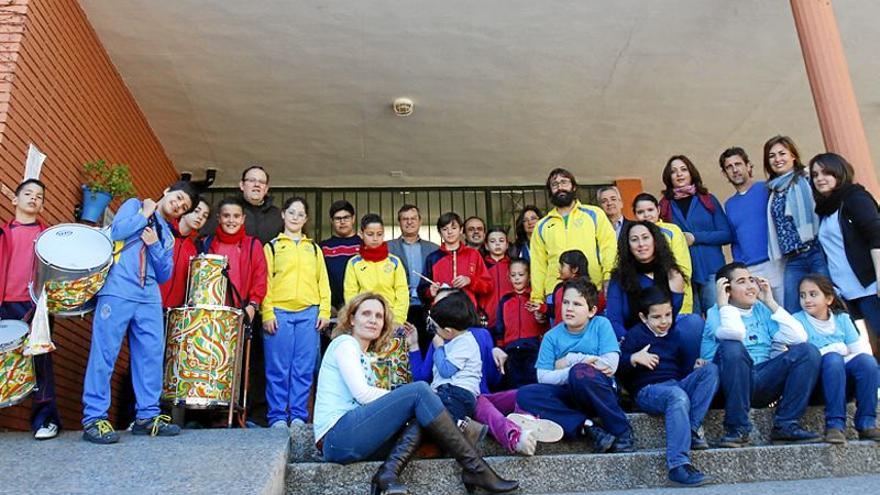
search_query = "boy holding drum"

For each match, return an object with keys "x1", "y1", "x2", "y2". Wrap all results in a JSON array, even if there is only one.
[
  {"x1": 0, "y1": 179, "x2": 60, "y2": 440},
  {"x1": 81, "y1": 181, "x2": 198, "y2": 444}
]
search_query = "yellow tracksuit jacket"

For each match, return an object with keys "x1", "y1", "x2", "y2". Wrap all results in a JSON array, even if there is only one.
[
  {"x1": 261, "y1": 234, "x2": 331, "y2": 323},
  {"x1": 343, "y1": 253, "x2": 409, "y2": 324},
  {"x1": 657, "y1": 220, "x2": 694, "y2": 314},
  {"x1": 529, "y1": 200, "x2": 617, "y2": 303}
]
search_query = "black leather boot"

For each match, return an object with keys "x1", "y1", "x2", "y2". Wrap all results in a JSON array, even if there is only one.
[
  {"x1": 425, "y1": 410, "x2": 519, "y2": 494},
  {"x1": 371, "y1": 422, "x2": 422, "y2": 495}
]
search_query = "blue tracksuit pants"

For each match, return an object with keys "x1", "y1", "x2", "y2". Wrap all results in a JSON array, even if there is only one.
[
  {"x1": 82, "y1": 295, "x2": 164, "y2": 425},
  {"x1": 263, "y1": 306, "x2": 319, "y2": 424}
]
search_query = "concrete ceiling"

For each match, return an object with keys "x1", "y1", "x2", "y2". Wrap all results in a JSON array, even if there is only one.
[{"x1": 78, "y1": 0, "x2": 880, "y2": 193}]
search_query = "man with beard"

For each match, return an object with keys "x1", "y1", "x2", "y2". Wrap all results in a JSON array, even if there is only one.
[
  {"x1": 719, "y1": 148, "x2": 783, "y2": 304},
  {"x1": 529, "y1": 168, "x2": 617, "y2": 308},
  {"x1": 464, "y1": 216, "x2": 487, "y2": 251}
]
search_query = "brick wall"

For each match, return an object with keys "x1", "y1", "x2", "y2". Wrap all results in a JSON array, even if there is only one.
[{"x1": 0, "y1": 0, "x2": 177, "y2": 431}]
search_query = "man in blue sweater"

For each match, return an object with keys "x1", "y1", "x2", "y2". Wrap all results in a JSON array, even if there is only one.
[
  {"x1": 619, "y1": 286, "x2": 718, "y2": 487},
  {"x1": 701, "y1": 262, "x2": 821, "y2": 447},
  {"x1": 81, "y1": 181, "x2": 199, "y2": 444},
  {"x1": 719, "y1": 147, "x2": 783, "y2": 303}
]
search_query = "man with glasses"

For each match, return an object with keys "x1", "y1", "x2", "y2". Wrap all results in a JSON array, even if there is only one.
[
  {"x1": 320, "y1": 200, "x2": 361, "y2": 313},
  {"x1": 597, "y1": 185, "x2": 631, "y2": 239},
  {"x1": 388, "y1": 204, "x2": 439, "y2": 355},
  {"x1": 202, "y1": 165, "x2": 283, "y2": 244},
  {"x1": 530, "y1": 168, "x2": 617, "y2": 309}
]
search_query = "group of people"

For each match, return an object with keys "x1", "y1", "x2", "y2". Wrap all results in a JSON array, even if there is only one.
[{"x1": 2, "y1": 133, "x2": 880, "y2": 494}]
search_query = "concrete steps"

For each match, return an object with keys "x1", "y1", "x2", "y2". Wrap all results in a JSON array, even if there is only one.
[{"x1": 285, "y1": 405, "x2": 880, "y2": 494}]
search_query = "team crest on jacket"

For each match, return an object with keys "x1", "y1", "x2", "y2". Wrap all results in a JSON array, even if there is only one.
[
  {"x1": 384, "y1": 263, "x2": 394, "y2": 273},
  {"x1": 574, "y1": 217, "x2": 584, "y2": 228}
]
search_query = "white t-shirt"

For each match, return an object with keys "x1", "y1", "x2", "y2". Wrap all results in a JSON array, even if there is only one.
[{"x1": 431, "y1": 331, "x2": 482, "y2": 397}]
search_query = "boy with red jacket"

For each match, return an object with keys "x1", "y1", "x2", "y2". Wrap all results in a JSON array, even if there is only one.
[
  {"x1": 160, "y1": 198, "x2": 210, "y2": 308},
  {"x1": 419, "y1": 212, "x2": 491, "y2": 307},
  {"x1": 201, "y1": 198, "x2": 267, "y2": 322},
  {"x1": 479, "y1": 227, "x2": 514, "y2": 329},
  {"x1": 0, "y1": 179, "x2": 60, "y2": 440},
  {"x1": 493, "y1": 259, "x2": 548, "y2": 389}
]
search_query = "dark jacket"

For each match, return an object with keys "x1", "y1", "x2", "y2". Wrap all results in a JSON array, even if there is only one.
[
  {"x1": 618, "y1": 323, "x2": 690, "y2": 396},
  {"x1": 202, "y1": 194, "x2": 284, "y2": 245},
  {"x1": 387, "y1": 236, "x2": 439, "y2": 288},
  {"x1": 825, "y1": 187, "x2": 880, "y2": 287}
]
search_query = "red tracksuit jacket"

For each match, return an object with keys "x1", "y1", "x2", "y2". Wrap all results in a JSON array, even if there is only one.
[
  {"x1": 479, "y1": 255, "x2": 513, "y2": 329},
  {"x1": 418, "y1": 244, "x2": 491, "y2": 306},
  {"x1": 493, "y1": 288, "x2": 548, "y2": 348}
]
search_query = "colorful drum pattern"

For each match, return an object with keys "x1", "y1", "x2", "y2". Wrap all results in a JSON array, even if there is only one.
[
  {"x1": 0, "y1": 320, "x2": 36, "y2": 408},
  {"x1": 367, "y1": 337, "x2": 412, "y2": 390},
  {"x1": 162, "y1": 306, "x2": 242, "y2": 408},
  {"x1": 186, "y1": 254, "x2": 228, "y2": 307},
  {"x1": 44, "y1": 267, "x2": 110, "y2": 313}
]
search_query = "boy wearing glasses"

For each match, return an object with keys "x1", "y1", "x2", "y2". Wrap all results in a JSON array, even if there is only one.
[{"x1": 320, "y1": 200, "x2": 361, "y2": 313}]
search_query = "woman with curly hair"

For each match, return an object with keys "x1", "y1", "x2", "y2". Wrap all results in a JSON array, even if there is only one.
[
  {"x1": 606, "y1": 221, "x2": 703, "y2": 367},
  {"x1": 313, "y1": 292, "x2": 517, "y2": 495}
]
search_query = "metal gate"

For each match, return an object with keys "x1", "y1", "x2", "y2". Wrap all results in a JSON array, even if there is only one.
[{"x1": 201, "y1": 184, "x2": 608, "y2": 244}]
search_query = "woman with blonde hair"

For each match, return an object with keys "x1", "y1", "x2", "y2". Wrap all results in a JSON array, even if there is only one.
[{"x1": 313, "y1": 292, "x2": 518, "y2": 495}]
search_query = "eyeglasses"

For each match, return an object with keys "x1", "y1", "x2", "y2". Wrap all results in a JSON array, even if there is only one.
[
  {"x1": 425, "y1": 315, "x2": 439, "y2": 335},
  {"x1": 550, "y1": 178, "x2": 572, "y2": 189},
  {"x1": 243, "y1": 177, "x2": 268, "y2": 185},
  {"x1": 332, "y1": 215, "x2": 353, "y2": 223}
]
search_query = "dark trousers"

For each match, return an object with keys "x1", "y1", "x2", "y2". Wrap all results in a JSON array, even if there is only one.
[
  {"x1": 246, "y1": 313, "x2": 268, "y2": 426},
  {"x1": 517, "y1": 363, "x2": 631, "y2": 438},
  {"x1": 815, "y1": 352, "x2": 878, "y2": 431},
  {"x1": 408, "y1": 304, "x2": 430, "y2": 358},
  {"x1": 0, "y1": 301, "x2": 61, "y2": 432},
  {"x1": 845, "y1": 295, "x2": 880, "y2": 339},
  {"x1": 501, "y1": 344, "x2": 538, "y2": 390},
  {"x1": 434, "y1": 383, "x2": 476, "y2": 421},
  {"x1": 714, "y1": 340, "x2": 821, "y2": 433}
]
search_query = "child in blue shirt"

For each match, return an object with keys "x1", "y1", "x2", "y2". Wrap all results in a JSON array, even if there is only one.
[
  {"x1": 516, "y1": 279, "x2": 633, "y2": 453},
  {"x1": 793, "y1": 274, "x2": 879, "y2": 443},
  {"x1": 81, "y1": 181, "x2": 199, "y2": 444},
  {"x1": 701, "y1": 262, "x2": 821, "y2": 448},
  {"x1": 619, "y1": 286, "x2": 717, "y2": 486}
]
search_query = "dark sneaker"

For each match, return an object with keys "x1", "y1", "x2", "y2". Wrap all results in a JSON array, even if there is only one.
[
  {"x1": 582, "y1": 424, "x2": 616, "y2": 453},
  {"x1": 771, "y1": 423, "x2": 821, "y2": 444},
  {"x1": 691, "y1": 427, "x2": 709, "y2": 450},
  {"x1": 824, "y1": 428, "x2": 847, "y2": 444},
  {"x1": 857, "y1": 428, "x2": 880, "y2": 441},
  {"x1": 131, "y1": 415, "x2": 181, "y2": 437},
  {"x1": 609, "y1": 429, "x2": 636, "y2": 453},
  {"x1": 718, "y1": 428, "x2": 750, "y2": 448},
  {"x1": 668, "y1": 464, "x2": 711, "y2": 487},
  {"x1": 82, "y1": 419, "x2": 119, "y2": 445}
]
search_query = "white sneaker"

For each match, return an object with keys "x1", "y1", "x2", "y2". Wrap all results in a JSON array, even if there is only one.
[
  {"x1": 289, "y1": 418, "x2": 306, "y2": 428},
  {"x1": 270, "y1": 420, "x2": 288, "y2": 429},
  {"x1": 34, "y1": 422, "x2": 59, "y2": 440},
  {"x1": 513, "y1": 429, "x2": 537, "y2": 456},
  {"x1": 507, "y1": 413, "x2": 564, "y2": 443}
]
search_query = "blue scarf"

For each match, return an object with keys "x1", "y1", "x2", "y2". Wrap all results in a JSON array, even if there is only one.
[{"x1": 766, "y1": 171, "x2": 819, "y2": 260}]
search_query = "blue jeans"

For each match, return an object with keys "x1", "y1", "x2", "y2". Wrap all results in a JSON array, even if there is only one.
[
  {"x1": 635, "y1": 364, "x2": 719, "y2": 469},
  {"x1": 0, "y1": 302, "x2": 61, "y2": 431},
  {"x1": 782, "y1": 244, "x2": 829, "y2": 313},
  {"x1": 264, "y1": 306, "x2": 319, "y2": 424},
  {"x1": 517, "y1": 364, "x2": 631, "y2": 438},
  {"x1": 694, "y1": 276, "x2": 717, "y2": 316},
  {"x1": 714, "y1": 340, "x2": 821, "y2": 433},
  {"x1": 82, "y1": 295, "x2": 164, "y2": 425},
  {"x1": 435, "y1": 384, "x2": 476, "y2": 422},
  {"x1": 845, "y1": 295, "x2": 880, "y2": 338},
  {"x1": 322, "y1": 382, "x2": 445, "y2": 464},
  {"x1": 817, "y1": 353, "x2": 878, "y2": 430},
  {"x1": 673, "y1": 314, "x2": 704, "y2": 371}
]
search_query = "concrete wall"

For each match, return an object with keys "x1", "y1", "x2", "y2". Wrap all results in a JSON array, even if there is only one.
[{"x1": 0, "y1": 0, "x2": 177, "y2": 430}]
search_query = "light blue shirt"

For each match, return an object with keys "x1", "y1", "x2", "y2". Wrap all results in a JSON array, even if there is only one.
[
  {"x1": 819, "y1": 211, "x2": 877, "y2": 300},
  {"x1": 536, "y1": 316, "x2": 619, "y2": 370},
  {"x1": 313, "y1": 335, "x2": 374, "y2": 441},
  {"x1": 793, "y1": 311, "x2": 859, "y2": 349},
  {"x1": 701, "y1": 302, "x2": 779, "y2": 364},
  {"x1": 401, "y1": 240, "x2": 423, "y2": 305}
]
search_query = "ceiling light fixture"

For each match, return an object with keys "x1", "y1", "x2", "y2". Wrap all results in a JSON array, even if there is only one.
[{"x1": 392, "y1": 97, "x2": 414, "y2": 117}]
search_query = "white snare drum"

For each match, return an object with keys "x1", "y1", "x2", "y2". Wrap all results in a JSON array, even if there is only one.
[
  {"x1": 30, "y1": 223, "x2": 113, "y2": 316},
  {"x1": 0, "y1": 320, "x2": 35, "y2": 408}
]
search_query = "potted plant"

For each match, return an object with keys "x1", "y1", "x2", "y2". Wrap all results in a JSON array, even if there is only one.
[{"x1": 81, "y1": 159, "x2": 136, "y2": 223}]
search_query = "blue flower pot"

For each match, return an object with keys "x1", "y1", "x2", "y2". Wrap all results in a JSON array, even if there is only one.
[{"x1": 81, "y1": 185, "x2": 113, "y2": 223}]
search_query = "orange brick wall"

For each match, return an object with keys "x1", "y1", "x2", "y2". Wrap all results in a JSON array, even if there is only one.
[{"x1": 0, "y1": 0, "x2": 178, "y2": 431}]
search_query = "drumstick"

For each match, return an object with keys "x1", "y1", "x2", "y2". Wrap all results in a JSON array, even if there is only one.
[{"x1": 411, "y1": 270, "x2": 437, "y2": 286}]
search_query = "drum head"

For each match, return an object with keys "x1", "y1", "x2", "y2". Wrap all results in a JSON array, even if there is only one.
[
  {"x1": 36, "y1": 224, "x2": 112, "y2": 270},
  {"x1": 0, "y1": 320, "x2": 29, "y2": 351}
]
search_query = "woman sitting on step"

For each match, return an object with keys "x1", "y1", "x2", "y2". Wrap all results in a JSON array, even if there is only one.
[{"x1": 313, "y1": 292, "x2": 518, "y2": 495}]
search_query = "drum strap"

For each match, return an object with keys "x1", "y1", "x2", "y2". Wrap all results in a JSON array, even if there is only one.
[{"x1": 220, "y1": 268, "x2": 253, "y2": 339}]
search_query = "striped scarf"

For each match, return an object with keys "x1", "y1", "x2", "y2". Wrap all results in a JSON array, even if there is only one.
[{"x1": 766, "y1": 171, "x2": 819, "y2": 260}]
